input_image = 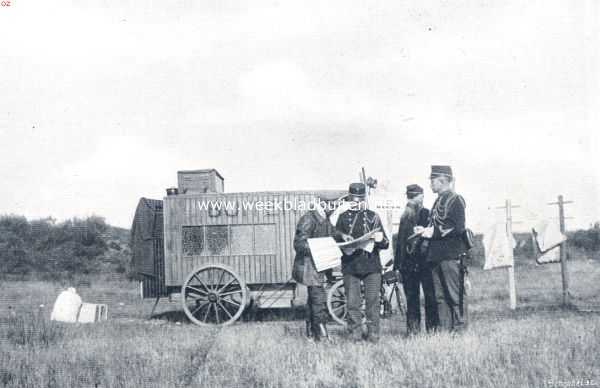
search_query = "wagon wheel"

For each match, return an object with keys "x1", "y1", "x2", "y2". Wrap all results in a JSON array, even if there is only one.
[
  {"x1": 181, "y1": 264, "x2": 248, "y2": 327},
  {"x1": 327, "y1": 279, "x2": 348, "y2": 325}
]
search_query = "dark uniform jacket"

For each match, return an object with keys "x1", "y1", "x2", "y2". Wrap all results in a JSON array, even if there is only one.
[
  {"x1": 426, "y1": 190, "x2": 468, "y2": 264},
  {"x1": 335, "y1": 208, "x2": 389, "y2": 275},
  {"x1": 394, "y1": 202, "x2": 430, "y2": 273},
  {"x1": 292, "y1": 210, "x2": 335, "y2": 286}
]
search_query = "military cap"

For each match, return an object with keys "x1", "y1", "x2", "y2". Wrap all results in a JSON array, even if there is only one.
[
  {"x1": 430, "y1": 165, "x2": 453, "y2": 179},
  {"x1": 348, "y1": 182, "x2": 366, "y2": 197},
  {"x1": 406, "y1": 184, "x2": 424, "y2": 195},
  {"x1": 316, "y1": 191, "x2": 344, "y2": 202}
]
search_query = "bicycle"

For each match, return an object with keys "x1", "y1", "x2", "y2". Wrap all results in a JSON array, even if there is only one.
[{"x1": 326, "y1": 262, "x2": 406, "y2": 326}]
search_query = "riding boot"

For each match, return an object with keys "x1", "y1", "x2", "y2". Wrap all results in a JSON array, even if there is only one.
[
  {"x1": 305, "y1": 319, "x2": 313, "y2": 339},
  {"x1": 347, "y1": 324, "x2": 364, "y2": 342},
  {"x1": 436, "y1": 302, "x2": 453, "y2": 331},
  {"x1": 318, "y1": 323, "x2": 330, "y2": 342},
  {"x1": 366, "y1": 322, "x2": 380, "y2": 343}
]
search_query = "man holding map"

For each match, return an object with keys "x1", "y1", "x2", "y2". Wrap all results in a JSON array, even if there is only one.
[
  {"x1": 292, "y1": 193, "x2": 339, "y2": 341},
  {"x1": 335, "y1": 183, "x2": 389, "y2": 343}
]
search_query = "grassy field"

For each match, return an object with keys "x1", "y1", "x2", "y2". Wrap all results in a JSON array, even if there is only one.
[{"x1": 1, "y1": 258, "x2": 599, "y2": 388}]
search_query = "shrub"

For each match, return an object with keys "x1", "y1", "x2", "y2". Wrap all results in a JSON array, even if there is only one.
[
  {"x1": 0, "y1": 215, "x2": 115, "y2": 278},
  {"x1": 568, "y1": 222, "x2": 600, "y2": 253}
]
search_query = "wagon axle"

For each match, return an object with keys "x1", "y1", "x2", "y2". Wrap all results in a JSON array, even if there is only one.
[{"x1": 207, "y1": 293, "x2": 218, "y2": 303}]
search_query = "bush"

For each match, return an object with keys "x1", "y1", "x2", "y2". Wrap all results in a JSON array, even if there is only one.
[
  {"x1": 568, "y1": 222, "x2": 600, "y2": 253},
  {"x1": 0, "y1": 215, "x2": 115, "y2": 278}
]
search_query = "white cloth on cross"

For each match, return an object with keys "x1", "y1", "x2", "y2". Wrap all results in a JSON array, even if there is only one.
[
  {"x1": 532, "y1": 219, "x2": 566, "y2": 253},
  {"x1": 536, "y1": 246, "x2": 561, "y2": 264},
  {"x1": 531, "y1": 219, "x2": 565, "y2": 264},
  {"x1": 483, "y1": 222, "x2": 516, "y2": 270}
]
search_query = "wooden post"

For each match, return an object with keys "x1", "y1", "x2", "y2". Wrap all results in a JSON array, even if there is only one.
[
  {"x1": 360, "y1": 167, "x2": 370, "y2": 210},
  {"x1": 548, "y1": 195, "x2": 573, "y2": 306},
  {"x1": 496, "y1": 199, "x2": 519, "y2": 310},
  {"x1": 360, "y1": 167, "x2": 367, "y2": 193},
  {"x1": 505, "y1": 200, "x2": 517, "y2": 310}
]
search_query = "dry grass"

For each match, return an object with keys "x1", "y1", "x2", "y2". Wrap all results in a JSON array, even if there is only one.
[
  {"x1": 1, "y1": 259, "x2": 599, "y2": 388},
  {"x1": 200, "y1": 316, "x2": 599, "y2": 388}
]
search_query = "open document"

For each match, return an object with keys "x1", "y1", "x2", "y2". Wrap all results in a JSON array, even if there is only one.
[
  {"x1": 337, "y1": 228, "x2": 381, "y2": 255},
  {"x1": 308, "y1": 237, "x2": 343, "y2": 272},
  {"x1": 307, "y1": 228, "x2": 381, "y2": 272}
]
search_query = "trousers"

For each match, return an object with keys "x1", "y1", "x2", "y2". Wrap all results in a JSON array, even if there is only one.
[
  {"x1": 431, "y1": 259, "x2": 468, "y2": 332},
  {"x1": 344, "y1": 272, "x2": 381, "y2": 336},
  {"x1": 306, "y1": 285, "x2": 327, "y2": 335},
  {"x1": 402, "y1": 264, "x2": 438, "y2": 334}
]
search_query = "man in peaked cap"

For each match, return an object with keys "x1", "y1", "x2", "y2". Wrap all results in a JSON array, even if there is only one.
[
  {"x1": 394, "y1": 184, "x2": 438, "y2": 335},
  {"x1": 414, "y1": 165, "x2": 470, "y2": 332},
  {"x1": 335, "y1": 183, "x2": 389, "y2": 343},
  {"x1": 292, "y1": 191, "x2": 340, "y2": 341}
]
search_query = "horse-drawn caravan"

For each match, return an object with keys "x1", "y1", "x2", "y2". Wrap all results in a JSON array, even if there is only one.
[{"x1": 131, "y1": 169, "x2": 405, "y2": 326}]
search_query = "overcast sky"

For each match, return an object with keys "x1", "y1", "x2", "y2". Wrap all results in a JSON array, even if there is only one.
[{"x1": 1, "y1": 0, "x2": 598, "y2": 231}]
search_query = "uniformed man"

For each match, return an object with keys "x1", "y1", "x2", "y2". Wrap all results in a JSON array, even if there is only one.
[
  {"x1": 292, "y1": 193, "x2": 338, "y2": 341},
  {"x1": 415, "y1": 166, "x2": 469, "y2": 332},
  {"x1": 335, "y1": 183, "x2": 389, "y2": 343},
  {"x1": 394, "y1": 184, "x2": 437, "y2": 335}
]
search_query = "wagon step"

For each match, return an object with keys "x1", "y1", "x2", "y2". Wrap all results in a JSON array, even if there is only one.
[{"x1": 252, "y1": 290, "x2": 295, "y2": 309}]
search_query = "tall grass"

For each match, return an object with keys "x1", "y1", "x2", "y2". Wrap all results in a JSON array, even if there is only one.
[
  {"x1": 197, "y1": 315, "x2": 600, "y2": 388},
  {"x1": 0, "y1": 259, "x2": 599, "y2": 387},
  {"x1": 0, "y1": 311, "x2": 65, "y2": 347},
  {"x1": 0, "y1": 318, "x2": 219, "y2": 388}
]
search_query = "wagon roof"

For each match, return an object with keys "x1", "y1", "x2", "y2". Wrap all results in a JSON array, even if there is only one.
[
  {"x1": 164, "y1": 189, "x2": 346, "y2": 198},
  {"x1": 177, "y1": 168, "x2": 224, "y2": 181},
  {"x1": 131, "y1": 197, "x2": 163, "y2": 239}
]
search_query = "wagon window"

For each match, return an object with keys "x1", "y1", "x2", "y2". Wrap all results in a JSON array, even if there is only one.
[
  {"x1": 182, "y1": 226, "x2": 204, "y2": 256},
  {"x1": 254, "y1": 224, "x2": 276, "y2": 255},
  {"x1": 205, "y1": 226, "x2": 229, "y2": 255},
  {"x1": 230, "y1": 225, "x2": 253, "y2": 255}
]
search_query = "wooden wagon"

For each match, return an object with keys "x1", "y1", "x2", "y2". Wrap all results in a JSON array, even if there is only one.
[{"x1": 132, "y1": 169, "x2": 353, "y2": 326}]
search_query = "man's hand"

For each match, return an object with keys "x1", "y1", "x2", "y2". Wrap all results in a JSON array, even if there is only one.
[
  {"x1": 341, "y1": 233, "x2": 353, "y2": 242},
  {"x1": 373, "y1": 231, "x2": 384, "y2": 243},
  {"x1": 325, "y1": 271, "x2": 336, "y2": 284},
  {"x1": 394, "y1": 270, "x2": 403, "y2": 283},
  {"x1": 413, "y1": 226, "x2": 425, "y2": 235},
  {"x1": 420, "y1": 226, "x2": 434, "y2": 239}
]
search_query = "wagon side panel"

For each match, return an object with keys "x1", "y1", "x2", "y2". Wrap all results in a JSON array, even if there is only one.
[
  {"x1": 164, "y1": 191, "x2": 344, "y2": 287},
  {"x1": 165, "y1": 193, "x2": 289, "y2": 286}
]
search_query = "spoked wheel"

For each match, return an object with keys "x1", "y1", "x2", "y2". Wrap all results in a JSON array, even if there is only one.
[
  {"x1": 181, "y1": 264, "x2": 248, "y2": 327},
  {"x1": 327, "y1": 278, "x2": 404, "y2": 325},
  {"x1": 327, "y1": 280, "x2": 367, "y2": 325},
  {"x1": 381, "y1": 282, "x2": 407, "y2": 318},
  {"x1": 327, "y1": 279, "x2": 347, "y2": 325},
  {"x1": 392, "y1": 283, "x2": 406, "y2": 316}
]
